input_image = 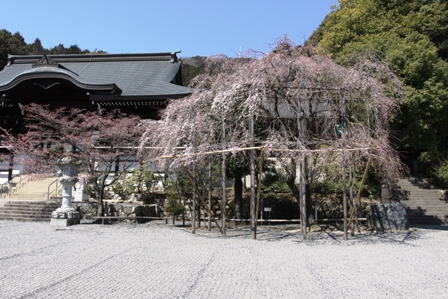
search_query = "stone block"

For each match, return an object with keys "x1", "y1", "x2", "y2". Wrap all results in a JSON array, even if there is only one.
[
  {"x1": 370, "y1": 202, "x2": 408, "y2": 232},
  {"x1": 50, "y1": 218, "x2": 80, "y2": 227}
]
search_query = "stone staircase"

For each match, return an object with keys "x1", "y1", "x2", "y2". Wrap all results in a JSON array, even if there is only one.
[
  {"x1": 397, "y1": 177, "x2": 448, "y2": 225},
  {"x1": 0, "y1": 176, "x2": 63, "y2": 222},
  {"x1": 0, "y1": 200, "x2": 60, "y2": 222}
]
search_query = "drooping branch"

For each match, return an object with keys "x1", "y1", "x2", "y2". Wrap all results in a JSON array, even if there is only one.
[{"x1": 139, "y1": 39, "x2": 406, "y2": 235}]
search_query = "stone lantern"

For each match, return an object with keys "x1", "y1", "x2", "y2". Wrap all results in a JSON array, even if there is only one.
[{"x1": 50, "y1": 155, "x2": 82, "y2": 226}]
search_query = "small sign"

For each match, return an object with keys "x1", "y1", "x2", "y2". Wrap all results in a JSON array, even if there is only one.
[{"x1": 264, "y1": 207, "x2": 271, "y2": 212}]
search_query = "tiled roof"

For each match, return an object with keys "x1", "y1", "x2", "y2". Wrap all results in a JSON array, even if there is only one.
[{"x1": 0, "y1": 52, "x2": 193, "y2": 99}]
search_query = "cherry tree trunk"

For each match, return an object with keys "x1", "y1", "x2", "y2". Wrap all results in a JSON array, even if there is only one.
[{"x1": 233, "y1": 175, "x2": 243, "y2": 220}]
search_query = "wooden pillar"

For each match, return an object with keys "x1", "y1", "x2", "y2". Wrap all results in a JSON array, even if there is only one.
[
  {"x1": 208, "y1": 161, "x2": 212, "y2": 231},
  {"x1": 300, "y1": 155, "x2": 307, "y2": 239},
  {"x1": 254, "y1": 149, "x2": 264, "y2": 239},
  {"x1": 349, "y1": 161, "x2": 355, "y2": 236},
  {"x1": 342, "y1": 153, "x2": 348, "y2": 241},
  {"x1": 249, "y1": 115, "x2": 256, "y2": 236},
  {"x1": 192, "y1": 167, "x2": 196, "y2": 234},
  {"x1": 221, "y1": 120, "x2": 227, "y2": 237}
]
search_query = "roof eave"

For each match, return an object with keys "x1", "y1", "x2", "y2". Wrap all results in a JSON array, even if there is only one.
[
  {"x1": 7, "y1": 51, "x2": 182, "y2": 65},
  {"x1": 0, "y1": 72, "x2": 122, "y2": 94}
]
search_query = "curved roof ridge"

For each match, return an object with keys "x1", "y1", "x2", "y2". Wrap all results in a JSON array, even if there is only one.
[
  {"x1": 8, "y1": 51, "x2": 182, "y2": 65},
  {"x1": 0, "y1": 68, "x2": 121, "y2": 94}
]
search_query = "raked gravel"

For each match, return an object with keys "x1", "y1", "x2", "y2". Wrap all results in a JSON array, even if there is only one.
[{"x1": 0, "y1": 220, "x2": 447, "y2": 299}]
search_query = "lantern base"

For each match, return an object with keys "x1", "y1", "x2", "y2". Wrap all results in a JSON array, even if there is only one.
[
  {"x1": 51, "y1": 207, "x2": 81, "y2": 226},
  {"x1": 51, "y1": 217, "x2": 80, "y2": 226}
]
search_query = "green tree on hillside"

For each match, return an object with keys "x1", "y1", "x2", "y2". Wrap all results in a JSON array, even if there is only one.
[
  {"x1": 309, "y1": 0, "x2": 448, "y2": 173},
  {"x1": 28, "y1": 38, "x2": 45, "y2": 55},
  {"x1": 0, "y1": 29, "x2": 103, "y2": 70},
  {"x1": 0, "y1": 30, "x2": 28, "y2": 70},
  {"x1": 180, "y1": 56, "x2": 206, "y2": 87}
]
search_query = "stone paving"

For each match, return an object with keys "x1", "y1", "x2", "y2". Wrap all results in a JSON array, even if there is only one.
[{"x1": 1, "y1": 220, "x2": 447, "y2": 298}]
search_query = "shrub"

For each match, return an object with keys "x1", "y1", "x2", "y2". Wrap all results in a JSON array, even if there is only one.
[
  {"x1": 432, "y1": 159, "x2": 448, "y2": 188},
  {"x1": 164, "y1": 196, "x2": 186, "y2": 224}
]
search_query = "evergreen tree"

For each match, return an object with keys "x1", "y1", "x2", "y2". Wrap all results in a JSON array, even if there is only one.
[
  {"x1": 309, "y1": 0, "x2": 448, "y2": 170},
  {"x1": 0, "y1": 30, "x2": 28, "y2": 70}
]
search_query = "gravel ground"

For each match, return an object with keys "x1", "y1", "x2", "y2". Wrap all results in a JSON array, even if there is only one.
[{"x1": 0, "y1": 220, "x2": 447, "y2": 299}]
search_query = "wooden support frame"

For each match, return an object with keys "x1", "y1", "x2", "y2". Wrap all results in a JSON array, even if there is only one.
[{"x1": 182, "y1": 166, "x2": 224, "y2": 235}]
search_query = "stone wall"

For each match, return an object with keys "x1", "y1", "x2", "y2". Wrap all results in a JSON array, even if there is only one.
[{"x1": 72, "y1": 202, "x2": 161, "y2": 223}]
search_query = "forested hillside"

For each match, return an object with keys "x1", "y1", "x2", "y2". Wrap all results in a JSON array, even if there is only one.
[
  {"x1": 308, "y1": 0, "x2": 448, "y2": 179},
  {"x1": 0, "y1": 29, "x2": 105, "y2": 71},
  {"x1": 180, "y1": 56, "x2": 206, "y2": 86}
]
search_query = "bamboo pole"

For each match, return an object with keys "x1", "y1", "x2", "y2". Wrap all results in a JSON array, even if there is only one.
[
  {"x1": 181, "y1": 167, "x2": 224, "y2": 235},
  {"x1": 348, "y1": 156, "x2": 371, "y2": 228},
  {"x1": 157, "y1": 146, "x2": 371, "y2": 160}
]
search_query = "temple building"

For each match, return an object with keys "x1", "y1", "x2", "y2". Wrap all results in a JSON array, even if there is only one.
[
  {"x1": 0, "y1": 51, "x2": 192, "y2": 182},
  {"x1": 0, "y1": 51, "x2": 192, "y2": 133}
]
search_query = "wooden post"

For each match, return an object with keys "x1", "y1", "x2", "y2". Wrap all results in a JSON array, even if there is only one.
[
  {"x1": 181, "y1": 167, "x2": 224, "y2": 235},
  {"x1": 221, "y1": 119, "x2": 227, "y2": 237},
  {"x1": 348, "y1": 156, "x2": 371, "y2": 227},
  {"x1": 192, "y1": 167, "x2": 196, "y2": 234},
  {"x1": 349, "y1": 161, "x2": 355, "y2": 236},
  {"x1": 342, "y1": 152, "x2": 348, "y2": 241},
  {"x1": 222, "y1": 154, "x2": 227, "y2": 236},
  {"x1": 249, "y1": 115, "x2": 256, "y2": 237},
  {"x1": 352, "y1": 161, "x2": 360, "y2": 232},
  {"x1": 208, "y1": 161, "x2": 212, "y2": 231},
  {"x1": 300, "y1": 155, "x2": 307, "y2": 239},
  {"x1": 254, "y1": 149, "x2": 264, "y2": 239}
]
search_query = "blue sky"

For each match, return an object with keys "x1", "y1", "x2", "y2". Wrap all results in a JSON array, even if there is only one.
[{"x1": 1, "y1": 0, "x2": 337, "y2": 58}]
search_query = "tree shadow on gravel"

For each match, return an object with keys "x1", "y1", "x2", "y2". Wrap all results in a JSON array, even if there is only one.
[
  {"x1": 172, "y1": 222, "x2": 422, "y2": 245},
  {"x1": 302, "y1": 224, "x2": 421, "y2": 246}
]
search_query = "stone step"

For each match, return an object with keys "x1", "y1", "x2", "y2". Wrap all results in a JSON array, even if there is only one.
[
  {"x1": 402, "y1": 202, "x2": 446, "y2": 208},
  {"x1": 0, "y1": 212, "x2": 52, "y2": 218},
  {"x1": 0, "y1": 208, "x2": 56, "y2": 215},
  {"x1": 400, "y1": 192, "x2": 442, "y2": 197},
  {"x1": 399, "y1": 191, "x2": 439, "y2": 194},
  {"x1": 397, "y1": 177, "x2": 448, "y2": 225},
  {"x1": 0, "y1": 205, "x2": 54, "y2": 210},
  {"x1": 3, "y1": 200, "x2": 59, "y2": 206},
  {"x1": 0, "y1": 215, "x2": 51, "y2": 222},
  {"x1": 403, "y1": 201, "x2": 448, "y2": 206},
  {"x1": 6, "y1": 193, "x2": 50, "y2": 200},
  {"x1": 406, "y1": 213, "x2": 446, "y2": 225},
  {"x1": 0, "y1": 200, "x2": 61, "y2": 222}
]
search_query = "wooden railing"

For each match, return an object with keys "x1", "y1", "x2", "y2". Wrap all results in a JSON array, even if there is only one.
[
  {"x1": 0, "y1": 173, "x2": 31, "y2": 198},
  {"x1": 17, "y1": 174, "x2": 31, "y2": 189}
]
